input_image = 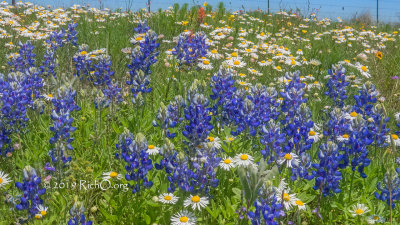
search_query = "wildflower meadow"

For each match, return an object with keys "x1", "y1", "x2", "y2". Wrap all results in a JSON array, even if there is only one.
[{"x1": 1, "y1": 1, "x2": 400, "y2": 224}]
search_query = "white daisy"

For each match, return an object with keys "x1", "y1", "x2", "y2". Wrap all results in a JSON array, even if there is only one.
[
  {"x1": 102, "y1": 171, "x2": 123, "y2": 181},
  {"x1": 276, "y1": 190, "x2": 298, "y2": 210},
  {"x1": 248, "y1": 68, "x2": 262, "y2": 76},
  {"x1": 213, "y1": 32, "x2": 226, "y2": 40},
  {"x1": 183, "y1": 195, "x2": 209, "y2": 211},
  {"x1": 386, "y1": 134, "x2": 400, "y2": 146},
  {"x1": 158, "y1": 193, "x2": 179, "y2": 204},
  {"x1": 349, "y1": 203, "x2": 370, "y2": 217},
  {"x1": 147, "y1": 145, "x2": 160, "y2": 155},
  {"x1": 256, "y1": 32, "x2": 268, "y2": 40},
  {"x1": 355, "y1": 63, "x2": 371, "y2": 78},
  {"x1": 294, "y1": 199, "x2": 306, "y2": 210},
  {"x1": 237, "y1": 80, "x2": 250, "y2": 87},
  {"x1": 0, "y1": 171, "x2": 11, "y2": 188},
  {"x1": 367, "y1": 215, "x2": 385, "y2": 224},
  {"x1": 130, "y1": 33, "x2": 146, "y2": 44},
  {"x1": 207, "y1": 136, "x2": 221, "y2": 149},
  {"x1": 43, "y1": 93, "x2": 54, "y2": 101},
  {"x1": 337, "y1": 134, "x2": 350, "y2": 142},
  {"x1": 219, "y1": 157, "x2": 234, "y2": 170},
  {"x1": 233, "y1": 153, "x2": 255, "y2": 168},
  {"x1": 308, "y1": 129, "x2": 320, "y2": 142},
  {"x1": 171, "y1": 210, "x2": 196, "y2": 225},
  {"x1": 226, "y1": 58, "x2": 246, "y2": 68},
  {"x1": 34, "y1": 205, "x2": 48, "y2": 219},
  {"x1": 225, "y1": 136, "x2": 235, "y2": 142},
  {"x1": 198, "y1": 59, "x2": 213, "y2": 70},
  {"x1": 277, "y1": 152, "x2": 300, "y2": 168},
  {"x1": 206, "y1": 49, "x2": 223, "y2": 59},
  {"x1": 345, "y1": 111, "x2": 359, "y2": 121}
]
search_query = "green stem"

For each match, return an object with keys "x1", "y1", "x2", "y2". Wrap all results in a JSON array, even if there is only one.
[{"x1": 348, "y1": 170, "x2": 355, "y2": 203}]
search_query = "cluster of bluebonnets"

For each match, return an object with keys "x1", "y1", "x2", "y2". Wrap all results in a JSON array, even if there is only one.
[{"x1": 1, "y1": 19, "x2": 400, "y2": 224}]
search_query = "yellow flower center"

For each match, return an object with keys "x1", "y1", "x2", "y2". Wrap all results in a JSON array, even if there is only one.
[
  {"x1": 251, "y1": 69, "x2": 256, "y2": 73},
  {"x1": 350, "y1": 112, "x2": 357, "y2": 117},
  {"x1": 374, "y1": 216, "x2": 379, "y2": 220},
  {"x1": 276, "y1": 66, "x2": 281, "y2": 70},
  {"x1": 231, "y1": 52, "x2": 238, "y2": 57},
  {"x1": 110, "y1": 172, "x2": 118, "y2": 178},
  {"x1": 192, "y1": 195, "x2": 201, "y2": 203},
  {"x1": 47, "y1": 94, "x2": 53, "y2": 98},
  {"x1": 284, "y1": 153, "x2": 292, "y2": 160},
  {"x1": 203, "y1": 60, "x2": 210, "y2": 65},
  {"x1": 224, "y1": 159, "x2": 231, "y2": 164},
  {"x1": 261, "y1": 60, "x2": 265, "y2": 63},
  {"x1": 234, "y1": 60, "x2": 240, "y2": 65},
  {"x1": 392, "y1": 134, "x2": 399, "y2": 140},
  {"x1": 361, "y1": 66, "x2": 367, "y2": 72},
  {"x1": 260, "y1": 32, "x2": 265, "y2": 36},
  {"x1": 80, "y1": 51, "x2": 87, "y2": 55},
  {"x1": 342, "y1": 134, "x2": 349, "y2": 138},
  {"x1": 309, "y1": 131, "x2": 316, "y2": 136},
  {"x1": 208, "y1": 137, "x2": 215, "y2": 142},
  {"x1": 41, "y1": 210, "x2": 47, "y2": 216},
  {"x1": 291, "y1": 60, "x2": 296, "y2": 65},
  {"x1": 136, "y1": 36, "x2": 143, "y2": 41},
  {"x1": 218, "y1": 32, "x2": 223, "y2": 36},
  {"x1": 228, "y1": 137, "x2": 234, "y2": 141},
  {"x1": 211, "y1": 49, "x2": 218, "y2": 54},
  {"x1": 0, "y1": 178, "x2": 3, "y2": 184},
  {"x1": 355, "y1": 209, "x2": 364, "y2": 215},
  {"x1": 164, "y1": 195, "x2": 172, "y2": 201},
  {"x1": 283, "y1": 193, "x2": 290, "y2": 201},
  {"x1": 240, "y1": 154, "x2": 248, "y2": 160},
  {"x1": 148, "y1": 145, "x2": 155, "y2": 149},
  {"x1": 90, "y1": 54, "x2": 96, "y2": 58},
  {"x1": 295, "y1": 200, "x2": 304, "y2": 206},
  {"x1": 180, "y1": 216, "x2": 189, "y2": 222},
  {"x1": 35, "y1": 215, "x2": 42, "y2": 219}
]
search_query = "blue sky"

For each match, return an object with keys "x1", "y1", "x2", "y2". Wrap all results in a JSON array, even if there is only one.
[{"x1": 11, "y1": 0, "x2": 400, "y2": 22}]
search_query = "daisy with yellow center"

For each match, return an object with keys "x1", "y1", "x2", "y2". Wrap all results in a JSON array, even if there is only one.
[
  {"x1": 367, "y1": 215, "x2": 385, "y2": 224},
  {"x1": 158, "y1": 193, "x2": 179, "y2": 204},
  {"x1": 171, "y1": 210, "x2": 196, "y2": 225},
  {"x1": 44, "y1": 93, "x2": 54, "y2": 101},
  {"x1": 226, "y1": 136, "x2": 234, "y2": 142},
  {"x1": 207, "y1": 49, "x2": 222, "y2": 59},
  {"x1": 350, "y1": 203, "x2": 370, "y2": 217},
  {"x1": 226, "y1": 56, "x2": 246, "y2": 68},
  {"x1": 102, "y1": 171, "x2": 123, "y2": 181},
  {"x1": 207, "y1": 136, "x2": 221, "y2": 149},
  {"x1": 147, "y1": 144, "x2": 160, "y2": 155},
  {"x1": 337, "y1": 133, "x2": 350, "y2": 142},
  {"x1": 233, "y1": 153, "x2": 255, "y2": 168},
  {"x1": 277, "y1": 152, "x2": 300, "y2": 168},
  {"x1": 308, "y1": 129, "x2": 320, "y2": 142},
  {"x1": 198, "y1": 58, "x2": 213, "y2": 70},
  {"x1": 219, "y1": 157, "x2": 234, "y2": 170},
  {"x1": 276, "y1": 180, "x2": 300, "y2": 210},
  {"x1": 386, "y1": 134, "x2": 400, "y2": 146},
  {"x1": 0, "y1": 171, "x2": 11, "y2": 188},
  {"x1": 274, "y1": 65, "x2": 282, "y2": 72},
  {"x1": 34, "y1": 205, "x2": 48, "y2": 219},
  {"x1": 345, "y1": 111, "x2": 359, "y2": 121},
  {"x1": 295, "y1": 200, "x2": 306, "y2": 210},
  {"x1": 184, "y1": 195, "x2": 209, "y2": 211},
  {"x1": 248, "y1": 68, "x2": 262, "y2": 76}
]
